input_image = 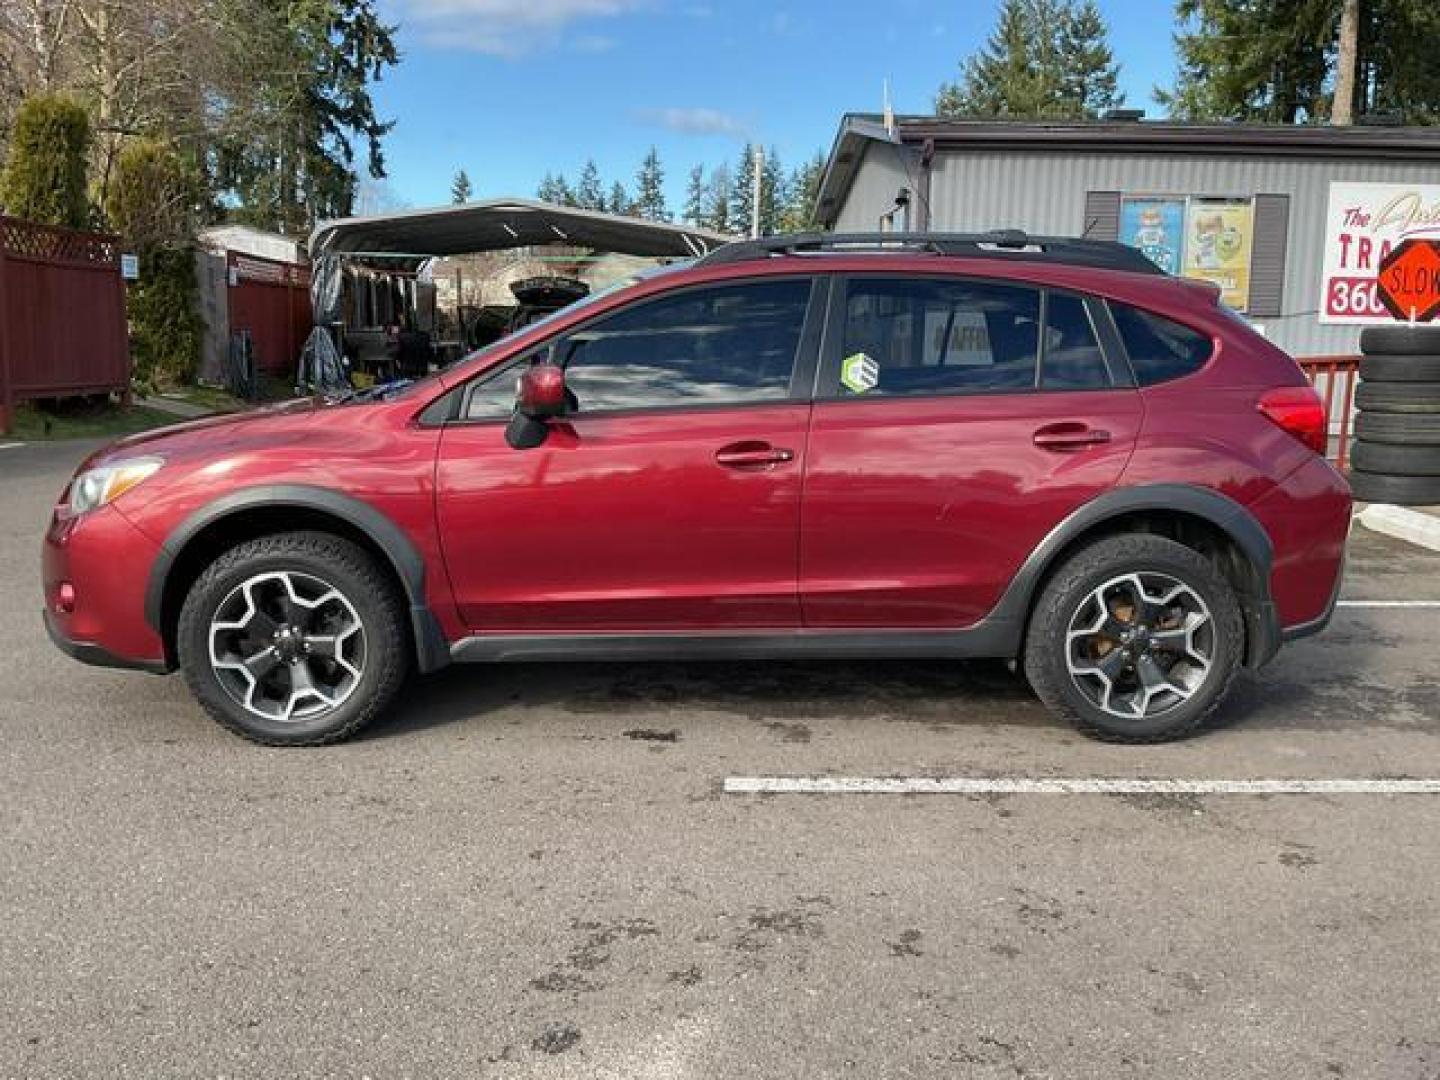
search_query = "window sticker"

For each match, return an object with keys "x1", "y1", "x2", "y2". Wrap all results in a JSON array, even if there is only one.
[{"x1": 841, "y1": 352, "x2": 880, "y2": 394}]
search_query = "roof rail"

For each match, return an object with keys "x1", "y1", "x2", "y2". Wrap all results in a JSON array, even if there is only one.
[{"x1": 694, "y1": 230, "x2": 1164, "y2": 276}]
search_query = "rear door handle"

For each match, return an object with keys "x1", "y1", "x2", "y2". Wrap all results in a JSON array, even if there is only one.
[
  {"x1": 715, "y1": 440, "x2": 795, "y2": 470},
  {"x1": 1033, "y1": 423, "x2": 1111, "y2": 452}
]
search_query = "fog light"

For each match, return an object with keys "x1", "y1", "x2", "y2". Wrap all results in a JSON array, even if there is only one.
[{"x1": 55, "y1": 581, "x2": 76, "y2": 614}]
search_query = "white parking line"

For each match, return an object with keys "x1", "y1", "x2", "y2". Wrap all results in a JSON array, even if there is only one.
[
  {"x1": 724, "y1": 777, "x2": 1440, "y2": 795},
  {"x1": 1337, "y1": 600, "x2": 1440, "y2": 608},
  {"x1": 0, "y1": 442, "x2": 21, "y2": 451}
]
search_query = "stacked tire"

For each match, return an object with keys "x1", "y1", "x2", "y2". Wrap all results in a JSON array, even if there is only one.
[{"x1": 1351, "y1": 325, "x2": 1440, "y2": 505}]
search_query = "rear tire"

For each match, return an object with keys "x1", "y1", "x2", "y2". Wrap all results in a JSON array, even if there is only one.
[
  {"x1": 1024, "y1": 534, "x2": 1244, "y2": 743},
  {"x1": 177, "y1": 531, "x2": 409, "y2": 746}
]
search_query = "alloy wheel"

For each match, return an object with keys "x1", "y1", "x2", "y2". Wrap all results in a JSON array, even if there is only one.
[
  {"x1": 207, "y1": 570, "x2": 366, "y2": 723},
  {"x1": 1064, "y1": 572, "x2": 1215, "y2": 721}
]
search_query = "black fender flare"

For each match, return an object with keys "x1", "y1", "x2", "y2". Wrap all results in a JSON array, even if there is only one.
[
  {"x1": 144, "y1": 485, "x2": 451, "y2": 673},
  {"x1": 988, "y1": 483, "x2": 1278, "y2": 666}
]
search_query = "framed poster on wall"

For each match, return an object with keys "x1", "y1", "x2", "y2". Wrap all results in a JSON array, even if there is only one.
[
  {"x1": 1183, "y1": 198, "x2": 1254, "y2": 312},
  {"x1": 1118, "y1": 194, "x2": 1256, "y2": 312},
  {"x1": 1119, "y1": 197, "x2": 1186, "y2": 275}
]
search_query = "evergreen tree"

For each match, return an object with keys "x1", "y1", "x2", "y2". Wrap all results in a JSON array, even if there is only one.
[
  {"x1": 706, "y1": 163, "x2": 733, "y2": 234},
  {"x1": 781, "y1": 151, "x2": 826, "y2": 233},
  {"x1": 936, "y1": 0, "x2": 1124, "y2": 119},
  {"x1": 730, "y1": 143, "x2": 757, "y2": 236},
  {"x1": 608, "y1": 179, "x2": 630, "y2": 215},
  {"x1": 683, "y1": 164, "x2": 706, "y2": 226},
  {"x1": 575, "y1": 158, "x2": 604, "y2": 210},
  {"x1": 451, "y1": 169, "x2": 473, "y2": 204},
  {"x1": 633, "y1": 146, "x2": 669, "y2": 221},
  {"x1": 0, "y1": 94, "x2": 91, "y2": 228},
  {"x1": 216, "y1": 0, "x2": 399, "y2": 233},
  {"x1": 1159, "y1": 0, "x2": 1440, "y2": 125},
  {"x1": 759, "y1": 145, "x2": 785, "y2": 236},
  {"x1": 1159, "y1": 0, "x2": 1334, "y2": 121}
]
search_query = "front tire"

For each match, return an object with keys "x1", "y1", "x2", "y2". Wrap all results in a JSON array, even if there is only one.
[
  {"x1": 177, "y1": 531, "x2": 409, "y2": 746},
  {"x1": 1023, "y1": 534, "x2": 1244, "y2": 743}
]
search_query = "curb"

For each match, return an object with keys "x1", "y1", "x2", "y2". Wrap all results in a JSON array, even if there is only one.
[{"x1": 1357, "y1": 503, "x2": 1440, "y2": 553}]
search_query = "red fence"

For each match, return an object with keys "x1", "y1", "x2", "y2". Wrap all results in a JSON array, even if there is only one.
[
  {"x1": 227, "y1": 253, "x2": 311, "y2": 376},
  {"x1": 1298, "y1": 356, "x2": 1360, "y2": 470},
  {"x1": 0, "y1": 215, "x2": 130, "y2": 432}
]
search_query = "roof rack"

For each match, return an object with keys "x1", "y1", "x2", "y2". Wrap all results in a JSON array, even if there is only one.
[{"x1": 694, "y1": 230, "x2": 1164, "y2": 276}]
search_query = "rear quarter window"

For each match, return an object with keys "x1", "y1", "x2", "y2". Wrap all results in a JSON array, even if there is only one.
[{"x1": 1110, "y1": 303, "x2": 1213, "y2": 386}]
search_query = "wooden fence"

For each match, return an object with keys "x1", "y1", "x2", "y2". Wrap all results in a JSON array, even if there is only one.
[{"x1": 0, "y1": 215, "x2": 130, "y2": 432}]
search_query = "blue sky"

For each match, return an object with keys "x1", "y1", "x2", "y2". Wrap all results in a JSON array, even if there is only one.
[{"x1": 368, "y1": 0, "x2": 1181, "y2": 213}]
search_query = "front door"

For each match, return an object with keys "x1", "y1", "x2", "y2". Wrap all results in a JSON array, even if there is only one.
[
  {"x1": 436, "y1": 276, "x2": 822, "y2": 632},
  {"x1": 800, "y1": 275, "x2": 1143, "y2": 628}
]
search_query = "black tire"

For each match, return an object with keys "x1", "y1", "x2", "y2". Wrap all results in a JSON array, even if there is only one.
[
  {"x1": 1354, "y1": 381, "x2": 1440, "y2": 414},
  {"x1": 1348, "y1": 470, "x2": 1440, "y2": 506},
  {"x1": 1355, "y1": 410, "x2": 1440, "y2": 446},
  {"x1": 1023, "y1": 534, "x2": 1244, "y2": 743},
  {"x1": 1359, "y1": 354, "x2": 1440, "y2": 382},
  {"x1": 177, "y1": 531, "x2": 409, "y2": 746},
  {"x1": 1361, "y1": 325, "x2": 1440, "y2": 356},
  {"x1": 1350, "y1": 440, "x2": 1440, "y2": 477}
]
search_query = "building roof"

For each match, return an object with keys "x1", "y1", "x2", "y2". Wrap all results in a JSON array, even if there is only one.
[
  {"x1": 815, "y1": 112, "x2": 1440, "y2": 229},
  {"x1": 309, "y1": 198, "x2": 732, "y2": 262}
]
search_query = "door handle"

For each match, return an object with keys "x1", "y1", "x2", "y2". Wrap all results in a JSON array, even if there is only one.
[
  {"x1": 715, "y1": 441, "x2": 795, "y2": 469},
  {"x1": 1033, "y1": 423, "x2": 1112, "y2": 451}
]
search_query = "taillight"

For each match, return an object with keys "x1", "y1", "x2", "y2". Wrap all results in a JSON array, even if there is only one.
[{"x1": 1258, "y1": 386, "x2": 1327, "y2": 456}]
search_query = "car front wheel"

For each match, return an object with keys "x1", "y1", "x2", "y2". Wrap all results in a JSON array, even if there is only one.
[
  {"x1": 177, "y1": 531, "x2": 409, "y2": 745},
  {"x1": 1024, "y1": 534, "x2": 1245, "y2": 742}
]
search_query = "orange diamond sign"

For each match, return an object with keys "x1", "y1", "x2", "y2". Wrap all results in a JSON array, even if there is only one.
[{"x1": 1377, "y1": 239, "x2": 1440, "y2": 322}]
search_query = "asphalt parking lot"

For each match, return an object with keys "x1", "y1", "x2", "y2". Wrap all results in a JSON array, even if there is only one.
[{"x1": 3, "y1": 438, "x2": 1439, "y2": 1079}]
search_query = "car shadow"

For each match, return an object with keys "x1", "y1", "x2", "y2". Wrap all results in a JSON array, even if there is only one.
[{"x1": 366, "y1": 656, "x2": 1043, "y2": 741}]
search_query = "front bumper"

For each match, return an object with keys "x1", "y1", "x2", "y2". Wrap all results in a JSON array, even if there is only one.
[
  {"x1": 42, "y1": 502, "x2": 171, "y2": 672},
  {"x1": 43, "y1": 607, "x2": 169, "y2": 673}
]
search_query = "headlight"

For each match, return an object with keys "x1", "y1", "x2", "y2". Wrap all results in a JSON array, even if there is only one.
[{"x1": 68, "y1": 456, "x2": 164, "y2": 514}]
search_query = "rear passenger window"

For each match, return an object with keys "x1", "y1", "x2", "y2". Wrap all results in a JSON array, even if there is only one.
[
  {"x1": 1042, "y1": 293, "x2": 1110, "y2": 390},
  {"x1": 840, "y1": 278, "x2": 1041, "y2": 397},
  {"x1": 1110, "y1": 304, "x2": 1213, "y2": 385}
]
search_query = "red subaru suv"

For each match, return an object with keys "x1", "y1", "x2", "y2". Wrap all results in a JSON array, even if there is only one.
[{"x1": 43, "y1": 232, "x2": 1351, "y2": 746}]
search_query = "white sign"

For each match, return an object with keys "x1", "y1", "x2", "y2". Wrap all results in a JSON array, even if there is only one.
[
  {"x1": 120, "y1": 253, "x2": 139, "y2": 280},
  {"x1": 1321, "y1": 182, "x2": 1440, "y2": 324}
]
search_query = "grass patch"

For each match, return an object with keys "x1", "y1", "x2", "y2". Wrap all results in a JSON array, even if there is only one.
[
  {"x1": 8, "y1": 399, "x2": 181, "y2": 441},
  {"x1": 159, "y1": 383, "x2": 244, "y2": 413}
]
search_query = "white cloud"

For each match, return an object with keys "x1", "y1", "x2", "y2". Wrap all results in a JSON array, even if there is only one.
[
  {"x1": 634, "y1": 107, "x2": 747, "y2": 137},
  {"x1": 395, "y1": 0, "x2": 648, "y2": 55}
]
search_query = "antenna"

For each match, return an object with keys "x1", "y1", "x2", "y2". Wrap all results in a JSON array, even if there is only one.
[
  {"x1": 883, "y1": 78, "x2": 895, "y2": 135},
  {"x1": 751, "y1": 145, "x2": 764, "y2": 239}
]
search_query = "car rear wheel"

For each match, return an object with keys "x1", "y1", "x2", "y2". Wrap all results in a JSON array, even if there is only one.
[
  {"x1": 1024, "y1": 534, "x2": 1244, "y2": 742},
  {"x1": 177, "y1": 531, "x2": 409, "y2": 745}
]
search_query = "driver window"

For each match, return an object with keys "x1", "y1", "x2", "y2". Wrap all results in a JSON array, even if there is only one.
[{"x1": 555, "y1": 279, "x2": 811, "y2": 413}]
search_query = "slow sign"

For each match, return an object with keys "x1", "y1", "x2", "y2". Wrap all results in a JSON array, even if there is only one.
[{"x1": 1376, "y1": 238, "x2": 1440, "y2": 323}]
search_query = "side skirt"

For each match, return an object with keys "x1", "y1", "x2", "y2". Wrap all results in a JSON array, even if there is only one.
[{"x1": 450, "y1": 619, "x2": 1022, "y2": 664}]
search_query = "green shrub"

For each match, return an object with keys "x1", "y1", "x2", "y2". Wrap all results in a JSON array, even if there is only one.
[
  {"x1": 128, "y1": 247, "x2": 203, "y2": 391},
  {"x1": 107, "y1": 139, "x2": 204, "y2": 392},
  {"x1": 0, "y1": 95, "x2": 90, "y2": 228}
]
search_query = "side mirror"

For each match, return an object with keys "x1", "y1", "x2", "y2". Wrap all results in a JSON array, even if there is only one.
[
  {"x1": 517, "y1": 362, "x2": 568, "y2": 418},
  {"x1": 506, "y1": 361, "x2": 568, "y2": 449}
]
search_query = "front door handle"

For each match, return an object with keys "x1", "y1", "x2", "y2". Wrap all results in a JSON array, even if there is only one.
[
  {"x1": 1033, "y1": 422, "x2": 1112, "y2": 452},
  {"x1": 715, "y1": 440, "x2": 795, "y2": 470}
]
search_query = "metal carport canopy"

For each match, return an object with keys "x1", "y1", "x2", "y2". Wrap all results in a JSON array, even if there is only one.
[{"x1": 308, "y1": 198, "x2": 733, "y2": 260}]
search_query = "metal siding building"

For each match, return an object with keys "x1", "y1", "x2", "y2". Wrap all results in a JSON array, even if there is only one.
[{"x1": 816, "y1": 115, "x2": 1440, "y2": 358}]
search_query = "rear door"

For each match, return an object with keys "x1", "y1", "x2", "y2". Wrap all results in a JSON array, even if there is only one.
[
  {"x1": 435, "y1": 276, "x2": 823, "y2": 632},
  {"x1": 799, "y1": 274, "x2": 1143, "y2": 628}
]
